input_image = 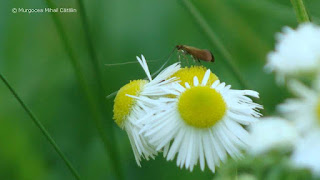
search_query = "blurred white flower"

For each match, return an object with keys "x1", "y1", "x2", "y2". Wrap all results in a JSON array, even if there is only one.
[
  {"x1": 291, "y1": 131, "x2": 320, "y2": 176},
  {"x1": 265, "y1": 23, "x2": 320, "y2": 83},
  {"x1": 247, "y1": 117, "x2": 298, "y2": 155},
  {"x1": 278, "y1": 80, "x2": 320, "y2": 133},
  {"x1": 135, "y1": 69, "x2": 262, "y2": 173},
  {"x1": 113, "y1": 55, "x2": 181, "y2": 166}
]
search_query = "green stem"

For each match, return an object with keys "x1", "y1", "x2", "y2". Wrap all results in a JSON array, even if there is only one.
[
  {"x1": 0, "y1": 73, "x2": 81, "y2": 180},
  {"x1": 76, "y1": 1, "x2": 124, "y2": 178},
  {"x1": 76, "y1": 0, "x2": 123, "y2": 179},
  {"x1": 75, "y1": 0, "x2": 110, "y2": 119},
  {"x1": 180, "y1": 0, "x2": 248, "y2": 89},
  {"x1": 180, "y1": 0, "x2": 267, "y2": 114},
  {"x1": 290, "y1": 0, "x2": 310, "y2": 23},
  {"x1": 75, "y1": 0, "x2": 110, "y2": 114},
  {"x1": 44, "y1": 1, "x2": 122, "y2": 179},
  {"x1": 77, "y1": 0, "x2": 123, "y2": 179}
]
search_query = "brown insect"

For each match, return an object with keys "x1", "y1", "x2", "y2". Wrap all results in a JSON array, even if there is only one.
[{"x1": 176, "y1": 45, "x2": 214, "y2": 63}]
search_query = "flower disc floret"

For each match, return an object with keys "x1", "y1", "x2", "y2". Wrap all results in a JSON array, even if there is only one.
[
  {"x1": 171, "y1": 66, "x2": 218, "y2": 86},
  {"x1": 113, "y1": 80, "x2": 147, "y2": 127},
  {"x1": 178, "y1": 86, "x2": 227, "y2": 128}
]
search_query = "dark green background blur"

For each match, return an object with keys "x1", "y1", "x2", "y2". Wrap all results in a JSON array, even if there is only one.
[{"x1": 1, "y1": 0, "x2": 320, "y2": 179}]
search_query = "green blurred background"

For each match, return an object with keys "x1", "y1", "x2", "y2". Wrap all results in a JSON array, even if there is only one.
[{"x1": 1, "y1": 0, "x2": 320, "y2": 179}]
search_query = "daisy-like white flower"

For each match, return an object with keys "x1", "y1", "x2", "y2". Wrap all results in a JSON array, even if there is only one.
[
  {"x1": 265, "y1": 23, "x2": 320, "y2": 83},
  {"x1": 247, "y1": 117, "x2": 298, "y2": 155},
  {"x1": 137, "y1": 69, "x2": 263, "y2": 173},
  {"x1": 278, "y1": 79, "x2": 320, "y2": 133},
  {"x1": 113, "y1": 55, "x2": 180, "y2": 166},
  {"x1": 291, "y1": 131, "x2": 320, "y2": 177}
]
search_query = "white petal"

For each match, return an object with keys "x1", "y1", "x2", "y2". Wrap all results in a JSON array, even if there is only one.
[
  {"x1": 201, "y1": 69, "x2": 211, "y2": 86},
  {"x1": 193, "y1": 76, "x2": 199, "y2": 86}
]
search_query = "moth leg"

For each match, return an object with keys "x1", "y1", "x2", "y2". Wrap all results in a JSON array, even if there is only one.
[
  {"x1": 197, "y1": 58, "x2": 201, "y2": 65},
  {"x1": 186, "y1": 57, "x2": 190, "y2": 65},
  {"x1": 181, "y1": 53, "x2": 188, "y2": 65}
]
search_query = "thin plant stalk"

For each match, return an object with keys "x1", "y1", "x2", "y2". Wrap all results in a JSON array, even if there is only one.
[
  {"x1": 75, "y1": 0, "x2": 123, "y2": 179},
  {"x1": 212, "y1": 0, "x2": 270, "y2": 59},
  {"x1": 44, "y1": 0, "x2": 122, "y2": 179},
  {"x1": 290, "y1": 0, "x2": 310, "y2": 23},
  {"x1": 232, "y1": 0, "x2": 319, "y2": 23},
  {"x1": 180, "y1": 0, "x2": 266, "y2": 114},
  {"x1": 75, "y1": 0, "x2": 111, "y2": 117},
  {"x1": 180, "y1": 0, "x2": 249, "y2": 89},
  {"x1": 0, "y1": 73, "x2": 81, "y2": 180}
]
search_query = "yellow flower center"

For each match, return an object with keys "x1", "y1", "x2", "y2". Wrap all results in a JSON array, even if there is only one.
[
  {"x1": 316, "y1": 98, "x2": 320, "y2": 125},
  {"x1": 178, "y1": 86, "x2": 227, "y2": 128},
  {"x1": 113, "y1": 80, "x2": 148, "y2": 127},
  {"x1": 171, "y1": 66, "x2": 218, "y2": 86}
]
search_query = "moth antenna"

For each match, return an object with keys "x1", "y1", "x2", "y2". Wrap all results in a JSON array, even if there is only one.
[
  {"x1": 105, "y1": 59, "x2": 160, "y2": 67},
  {"x1": 150, "y1": 46, "x2": 177, "y2": 77},
  {"x1": 107, "y1": 47, "x2": 177, "y2": 99}
]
